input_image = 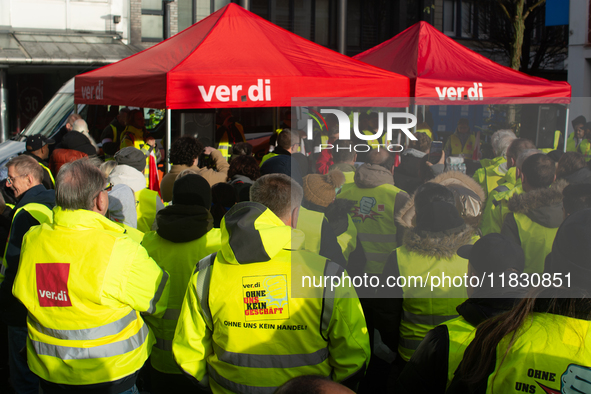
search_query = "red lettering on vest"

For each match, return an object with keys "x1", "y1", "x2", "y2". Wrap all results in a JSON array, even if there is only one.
[{"x1": 36, "y1": 263, "x2": 72, "y2": 307}]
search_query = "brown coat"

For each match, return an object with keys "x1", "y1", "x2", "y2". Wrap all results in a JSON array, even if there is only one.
[{"x1": 159, "y1": 149, "x2": 229, "y2": 203}]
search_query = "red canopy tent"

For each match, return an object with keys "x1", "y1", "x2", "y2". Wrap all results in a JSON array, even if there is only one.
[
  {"x1": 74, "y1": 3, "x2": 409, "y2": 109},
  {"x1": 354, "y1": 21, "x2": 571, "y2": 104}
]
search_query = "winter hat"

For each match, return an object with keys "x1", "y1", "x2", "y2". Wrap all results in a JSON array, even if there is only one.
[
  {"x1": 572, "y1": 115, "x2": 587, "y2": 128},
  {"x1": 115, "y1": 147, "x2": 146, "y2": 173},
  {"x1": 303, "y1": 170, "x2": 346, "y2": 207},
  {"x1": 457, "y1": 233, "x2": 525, "y2": 274},
  {"x1": 545, "y1": 208, "x2": 591, "y2": 291},
  {"x1": 172, "y1": 173, "x2": 211, "y2": 208},
  {"x1": 414, "y1": 183, "x2": 464, "y2": 232}
]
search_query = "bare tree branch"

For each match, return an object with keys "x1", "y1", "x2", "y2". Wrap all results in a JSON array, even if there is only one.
[
  {"x1": 496, "y1": 0, "x2": 512, "y2": 20},
  {"x1": 524, "y1": 0, "x2": 545, "y2": 20}
]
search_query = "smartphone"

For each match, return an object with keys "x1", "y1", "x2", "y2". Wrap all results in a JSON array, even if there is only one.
[{"x1": 430, "y1": 141, "x2": 443, "y2": 153}]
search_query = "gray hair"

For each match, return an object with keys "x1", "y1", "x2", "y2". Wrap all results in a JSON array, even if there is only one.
[
  {"x1": 67, "y1": 114, "x2": 82, "y2": 127},
  {"x1": 516, "y1": 149, "x2": 542, "y2": 170},
  {"x1": 250, "y1": 174, "x2": 303, "y2": 220},
  {"x1": 56, "y1": 159, "x2": 106, "y2": 211},
  {"x1": 7, "y1": 155, "x2": 44, "y2": 183},
  {"x1": 72, "y1": 119, "x2": 89, "y2": 133},
  {"x1": 491, "y1": 129, "x2": 516, "y2": 157}
]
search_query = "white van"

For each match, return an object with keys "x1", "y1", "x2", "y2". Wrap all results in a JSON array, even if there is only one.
[{"x1": 0, "y1": 78, "x2": 79, "y2": 168}]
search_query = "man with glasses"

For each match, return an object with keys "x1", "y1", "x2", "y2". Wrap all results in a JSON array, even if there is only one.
[
  {"x1": 0, "y1": 155, "x2": 55, "y2": 394},
  {"x1": 12, "y1": 159, "x2": 169, "y2": 394}
]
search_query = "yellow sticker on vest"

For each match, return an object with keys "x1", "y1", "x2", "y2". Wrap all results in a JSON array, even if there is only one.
[{"x1": 243, "y1": 275, "x2": 289, "y2": 321}]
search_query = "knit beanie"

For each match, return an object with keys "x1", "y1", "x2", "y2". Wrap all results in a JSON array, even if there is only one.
[
  {"x1": 303, "y1": 170, "x2": 346, "y2": 208},
  {"x1": 172, "y1": 173, "x2": 212, "y2": 208},
  {"x1": 115, "y1": 147, "x2": 146, "y2": 173}
]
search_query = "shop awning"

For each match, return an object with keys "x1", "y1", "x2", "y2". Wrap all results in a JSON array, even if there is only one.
[{"x1": 0, "y1": 31, "x2": 139, "y2": 65}]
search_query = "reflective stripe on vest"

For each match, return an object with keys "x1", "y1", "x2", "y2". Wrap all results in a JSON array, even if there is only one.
[
  {"x1": 135, "y1": 189, "x2": 158, "y2": 233},
  {"x1": 445, "y1": 317, "x2": 476, "y2": 388},
  {"x1": 1, "y1": 203, "x2": 53, "y2": 279},
  {"x1": 31, "y1": 323, "x2": 149, "y2": 360},
  {"x1": 147, "y1": 270, "x2": 169, "y2": 314},
  {"x1": 296, "y1": 207, "x2": 323, "y2": 255},
  {"x1": 110, "y1": 124, "x2": 119, "y2": 144},
  {"x1": 402, "y1": 310, "x2": 459, "y2": 326},
  {"x1": 514, "y1": 212, "x2": 559, "y2": 274},
  {"x1": 396, "y1": 242, "x2": 473, "y2": 361},
  {"x1": 337, "y1": 183, "x2": 401, "y2": 274},
  {"x1": 450, "y1": 134, "x2": 476, "y2": 156},
  {"x1": 208, "y1": 364, "x2": 277, "y2": 394},
  {"x1": 29, "y1": 310, "x2": 137, "y2": 341},
  {"x1": 321, "y1": 261, "x2": 342, "y2": 340},
  {"x1": 196, "y1": 253, "x2": 217, "y2": 331},
  {"x1": 39, "y1": 162, "x2": 55, "y2": 186},
  {"x1": 212, "y1": 341, "x2": 329, "y2": 368}
]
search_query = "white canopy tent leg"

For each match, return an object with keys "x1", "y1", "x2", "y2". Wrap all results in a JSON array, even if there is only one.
[
  {"x1": 564, "y1": 105, "x2": 570, "y2": 153},
  {"x1": 166, "y1": 108, "x2": 172, "y2": 173}
]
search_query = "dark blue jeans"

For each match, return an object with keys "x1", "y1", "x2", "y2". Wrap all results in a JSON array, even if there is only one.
[{"x1": 7, "y1": 326, "x2": 38, "y2": 394}]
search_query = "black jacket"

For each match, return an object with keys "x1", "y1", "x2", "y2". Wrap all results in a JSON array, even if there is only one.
[
  {"x1": 56, "y1": 131, "x2": 97, "y2": 156},
  {"x1": 0, "y1": 184, "x2": 55, "y2": 326}
]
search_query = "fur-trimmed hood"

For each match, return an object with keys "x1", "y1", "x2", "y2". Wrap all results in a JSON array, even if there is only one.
[
  {"x1": 397, "y1": 171, "x2": 486, "y2": 229},
  {"x1": 507, "y1": 180, "x2": 567, "y2": 228},
  {"x1": 403, "y1": 225, "x2": 476, "y2": 259}
]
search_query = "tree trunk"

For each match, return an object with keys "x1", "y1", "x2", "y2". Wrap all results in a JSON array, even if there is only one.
[{"x1": 510, "y1": 0, "x2": 526, "y2": 70}]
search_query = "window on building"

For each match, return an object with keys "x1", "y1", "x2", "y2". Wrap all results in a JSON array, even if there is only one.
[
  {"x1": 178, "y1": 0, "x2": 197, "y2": 31},
  {"x1": 142, "y1": 0, "x2": 164, "y2": 41},
  {"x1": 443, "y1": 0, "x2": 479, "y2": 39}
]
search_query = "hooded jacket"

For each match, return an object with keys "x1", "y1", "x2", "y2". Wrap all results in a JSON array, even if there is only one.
[
  {"x1": 501, "y1": 180, "x2": 566, "y2": 272},
  {"x1": 397, "y1": 171, "x2": 486, "y2": 229},
  {"x1": 107, "y1": 184, "x2": 137, "y2": 229},
  {"x1": 395, "y1": 290, "x2": 525, "y2": 394},
  {"x1": 372, "y1": 197, "x2": 477, "y2": 358},
  {"x1": 142, "y1": 204, "x2": 222, "y2": 374},
  {"x1": 109, "y1": 164, "x2": 147, "y2": 194},
  {"x1": 57, "y1": 130, "x2": 98, "y2": 156},
  {"x1": 109, "y1": 164, "x2": 165, "y2": 231},
  {"x1": 172, "y1": 202, "x2": 370, "y2": 392},
  {"x1": 563, "y1": 167, "x2": 591, "y2": 185}
]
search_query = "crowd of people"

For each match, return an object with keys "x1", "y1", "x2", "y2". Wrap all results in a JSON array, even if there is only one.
[{"x1": 0, "y1": 107, "x2": 591, "y2": 394}]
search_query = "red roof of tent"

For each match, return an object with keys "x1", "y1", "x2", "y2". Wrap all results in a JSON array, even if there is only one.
[
  {"x1": 354, "y1": 21, "x2": 571, "y2": 104},
  {"x1": 75, "y1": 3, "x2": 409, "y2": 109}
]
